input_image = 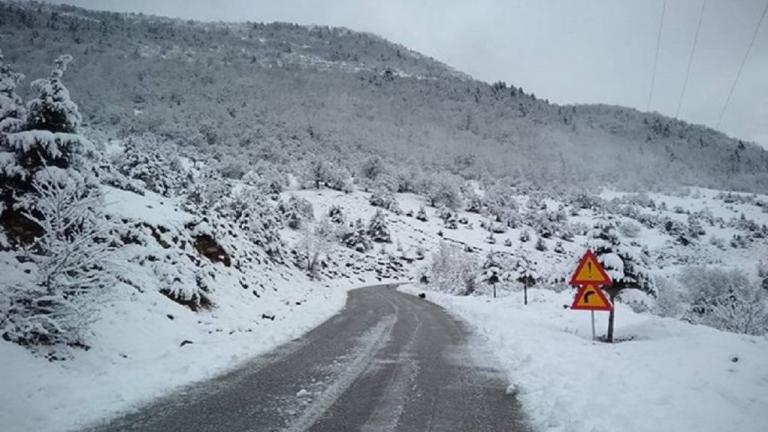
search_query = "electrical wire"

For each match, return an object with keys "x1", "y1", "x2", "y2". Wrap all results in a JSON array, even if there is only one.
[
  {"x1": 675, "y1": 0, "x2": 707, "y2": 119},
  {"x1": 647, "y1": 0, "x2": 667, "y2": 111},
  {"x1": 716, "y1": 0, "x2": 768, "y2": 128}
]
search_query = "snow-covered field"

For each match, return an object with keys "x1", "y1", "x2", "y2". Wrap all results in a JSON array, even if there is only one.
[{"x1": 402, "y1": 285, "x2": 768, "y2": 432}]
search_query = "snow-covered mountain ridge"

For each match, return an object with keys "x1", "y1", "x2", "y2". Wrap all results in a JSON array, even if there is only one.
[{"x1": 0, "y1": 1, "x2": 766, "y2": 192}]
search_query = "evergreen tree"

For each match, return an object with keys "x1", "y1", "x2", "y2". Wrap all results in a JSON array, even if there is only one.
[
  {"x1": 508, "y1": 251, "x2": 538, "y2": 305},
  {"x1": 0, "y1": 50, "x2": 26, "y2": 134},
  {"x1": 481, "y1": 250, "x2": 502, "y2": 298},
  {"x1": 341, "y1": 218, "x2": 372, "y2": 252},
  {"x1": 26, "y1": 54, "x2": 81, "y2": 133},
  {"x1": 587, "y1": 216, "x2": 655, "y2": 342},
  {"x1": 416, "y1": 205, "x2": 428, "y2": 222},
  {"x1": 327, "y1": 205, "x2": 345, "y2": 224},
  {"x1": 367, "y1": 209, "x2": 391, "y2": 243},
  {"x1": 0, "y1": 55, "x2": 109, "y2": 346}
]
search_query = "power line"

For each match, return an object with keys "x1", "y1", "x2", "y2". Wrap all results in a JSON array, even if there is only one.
[
  {"x1": 675, "y1": 0, "x2": 707, "y2": 119},
  {"x1": 716, "y1": 0, "x2": 768, "y2": 128},
  {"x1": 647, "y1": 0, "x2": 667, "y2": 111}
]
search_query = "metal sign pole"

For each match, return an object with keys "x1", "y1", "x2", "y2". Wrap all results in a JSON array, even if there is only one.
[{"x1": 591, "y1": 311, "x2": 596, "y2": 341}]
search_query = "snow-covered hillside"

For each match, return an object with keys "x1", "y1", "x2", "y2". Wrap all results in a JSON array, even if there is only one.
[{"x1": 1, "y1": 2, "x2": 767, "y2": 193}]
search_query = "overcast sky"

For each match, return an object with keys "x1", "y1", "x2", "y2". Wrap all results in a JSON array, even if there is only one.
[{"x1": 47, "y1": 0, "x2": 768, "y2": 148}]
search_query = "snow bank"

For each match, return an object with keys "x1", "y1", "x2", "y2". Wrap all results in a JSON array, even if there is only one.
[
  {"x1": 0, "y1": 276, "x2": 357, "y2": 432},
  {"x1": 402, "y1": 285, "x2": 768, "y2": 432}
]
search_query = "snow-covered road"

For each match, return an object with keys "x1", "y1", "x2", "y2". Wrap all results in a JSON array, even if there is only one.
[{"x1": 84, "y1": 285, "x2": 530, "y2": 432}]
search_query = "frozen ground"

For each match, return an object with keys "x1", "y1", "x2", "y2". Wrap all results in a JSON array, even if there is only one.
[{"x1": 401, "y1": 285, "x2": 768, "y2": 432}]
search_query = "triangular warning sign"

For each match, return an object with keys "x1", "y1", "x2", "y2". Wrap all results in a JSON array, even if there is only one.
[
  {"x1": 570, "y1": 249, "x2": 612, "y2": 286},
  {"x1": 571, "y1": 284, "x2": 613, "y2": 311}
]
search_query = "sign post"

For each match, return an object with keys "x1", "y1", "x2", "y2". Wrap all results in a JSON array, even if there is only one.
[{"x1": 569, "y1": 250, "x2": 613, "y2": 341}]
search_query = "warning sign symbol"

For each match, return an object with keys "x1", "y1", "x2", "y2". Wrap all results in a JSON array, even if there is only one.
[
  {"x1": 569, "y1": 249, "x2": 612, "y2": 286},
  {"x1": 570, "y1": 284, "x2": 612, "y2": 311}
]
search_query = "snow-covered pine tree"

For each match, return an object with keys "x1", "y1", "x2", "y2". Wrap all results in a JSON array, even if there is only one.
[
  {"x1": 587, "y1": 216, "x2": 655, "y2": 342},
  {"x1": 0, "y1": 50, "x2": 26, "y2": 134},
  {"x1": 231, "y1": 188, "x2": 284, "y2": 260},
  {"x1": 2, "y1": 54, "x2": 97, "y2": 244},
  {"x1": 327, "y1": 205, "x2": 345, "y2": 224},
  {"x1": 278, "y1": 195, "x2": 314, "y2": 230},
  {"x1": 508, "y1": 250, "x2": 538, "y2": 305},
  {"x1": 481, "y1": 250, "x2": 502, "y2": 298},
  {"x1": 369, "y1": 188, "x2": 401, "y2": 214},
  {"x1": 306, "y1": 157, "x2": 330, "y2": 189},
  {"x1": 416, "y1": 205, "x2": 428, "y2": 221},
  {"x1": 26, "y1": 55, "x2": 81, "y2": 134},
  {"x1": 367, "y1": 209, "x2": 391, "y2": 243},
  {"x1": 342, "y1": 218, "x2": 372, "y2": 252},
  {"x1": 0, "y1": 55, "x2": 109, "y2": 347}
]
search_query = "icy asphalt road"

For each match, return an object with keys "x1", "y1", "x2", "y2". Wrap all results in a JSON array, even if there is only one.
[{"x1": 86, "y1": 285, "x2": 529, "y2": 432}]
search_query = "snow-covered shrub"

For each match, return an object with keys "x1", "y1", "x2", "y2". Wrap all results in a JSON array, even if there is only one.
[
  {"x1": 116, "y1": 135, "x2": 192, "y2": 197},
  {"x1": 680, "y1": 267, "x2": 768, "y2": 335},
  {"x1": 341, "y1": 218, "x2": 372, "y2": 252},
  {"x1": 654, "y1": 276, "x2": 686, "y2": 318},
  {"x1": 367, "y1": 209, "x2": 391, "y2": 243},
  {"x1": 619, "y1": 220, "x2": 642, "y2": 238},
  {"x1": 229, "y1": 188, "x2": 284, "y2": 259},
  {"x1": 709, "y1": 235, "x2": 726, "y2": 250},
  {"x1": 153, "y1": 259, "x2": 212, "y2": 312},
  {"x1": 439, "y1": 208, "x2": 458, "y2": 229},
  {"x1": 327, "y1": 205, "x2": 345, "y2": 224},
  {"x1": 423, "y1": 172, "x2": 462, "y2": 210},
  {"x1": 297, "y1": 218, "x2": 334, "y2": 278},
  {"x1": 369, "y1": 188, "x2": 401, "y2": 214},
  {"x1": 428, "y1": 241, "x2": 479, "y2": 295},
  {"x1": 2, "y1": 167, "x2": 111, "y2": 346},
  {"x1": 0, "y1": 50, "x2": 26, "y2": 134},
  {"x1": 416, "y1": 206, "x2": 428, "y2": 221},
  {"x1": 730, "y1": 234, "x2": 749, "y2": 249},
  {"x1": 535, "y1": 237, "x2": 547, "y2": 251},
  {"x1": 278, "y1": 195, "x2": 314, "y2": 230},
  {"x1": 359, "y1": 155, "x2": 388, "y2": 182},
  {"x1": 185, "y1": 174, "x2": 230, "y2": 213},
  {"x1": 242, "y1": 160, "x2": 288, "y2": 198},
  {"x1": 759, "y1": 260, "x2": 768, "y2": 291},
  {"x1": 519, "y1": 229, "x2": 530, "y2": 242},
  {"x1": 464, "y1": 187, "x2": 484, "y2": 213}
]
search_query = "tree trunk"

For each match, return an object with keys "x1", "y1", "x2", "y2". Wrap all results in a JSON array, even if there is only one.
[
  {"x1": 606, "y1": 292, "x2": 617, "y2": 342},
  {"x1": 524, "y1": 282, "x2": 528, "y2": 305},
  {"x1": 493, "y1": 283, "x2": 496, "y2": 298}
]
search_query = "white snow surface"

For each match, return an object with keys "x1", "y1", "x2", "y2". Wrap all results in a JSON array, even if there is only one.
[{"x1": 401, "y1": 285, "x2": 768, "y2": 432}]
